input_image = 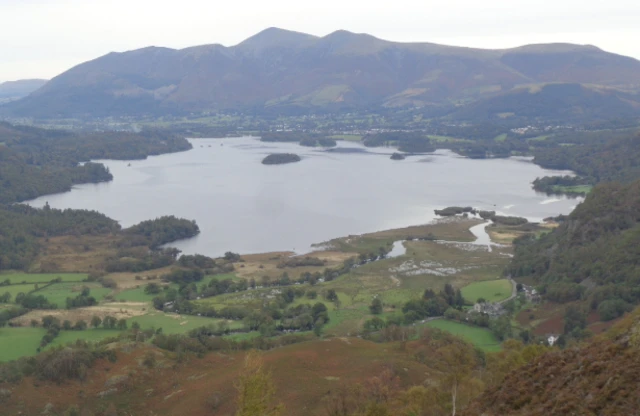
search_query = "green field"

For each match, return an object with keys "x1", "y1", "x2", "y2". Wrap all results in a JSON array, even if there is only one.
[
  {"x1": 48, "y1": 329, "x2": 123, "y2": 348},
  {"x1": 34, "y1": 283, "x2": 111, "y2": 308},
  {"x1": 0, "y1": 273, "x2": 87, "y2": 285},
  {"x1": 0, "y1": 327, "x2": 47, "y2": 361},
  {"x1": 461, "y1": 279, "x2": 513, "y2": 303},
  {"x1": 551, "y1": 184, "x2": 592, "y2": 194},
  {"x1": 1, "y1": 284, "x2": 37, "y2": 300},
  {"x1": 115, "y1": 286, "x2": 160, "y2": 302},
  {"x1": 424, "y1": 319, "x2": 501, "y2": 352},
  {"x1": 128, "y1": 313, "x2": 243, "y2": 334}
]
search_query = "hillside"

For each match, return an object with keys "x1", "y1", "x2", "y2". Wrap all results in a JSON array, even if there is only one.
[
  {"x1": 451, "y1": 83, "x2": 640, "y2": 123},
  {"x1": 5, "y1": 28, "x2": 640, "y2": 118},
  {"x1": 0, "y1": 334, "x2": 478, "y2": 416},
  {"x1": 0, "y1": 79, "x2": 47, "y2": 103},
  {"x1": 508, "y1": 179, "x2": 640, "y2": 318},
  {"x1": 463, "y1": 309, "x2": 640, "y2": 415}
]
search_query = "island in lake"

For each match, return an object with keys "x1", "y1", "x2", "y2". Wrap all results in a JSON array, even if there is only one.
[
  {"x1": 262, "y1": 153, "x2": 302, "y2": 165},
  {"x1": 390, "y1": 152, "x2": 406, "y2": 160}
]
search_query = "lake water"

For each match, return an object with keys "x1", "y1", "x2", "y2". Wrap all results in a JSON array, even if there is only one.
[{"x1": 26, "y1": 137, "x2": 580, "y2": 257}]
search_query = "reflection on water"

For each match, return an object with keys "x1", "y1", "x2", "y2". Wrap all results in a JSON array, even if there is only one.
[{"x1": 26, "y1": 137, "x2": 580, "y2": 257}]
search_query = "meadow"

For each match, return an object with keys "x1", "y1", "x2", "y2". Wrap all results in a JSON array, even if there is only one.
[
  {"x1": 0, "y1": 272, "x2": 88, "y2": 285},
  {"x1": 423, "y1": 319, "x2": 501, "y2": 351},
  {"x1": 34, "y1": 282, "x2": 111, "y2": 308},
  {"x1": 461, "y1": 279, "x2": 513, "y2": 303},
  {"x1": 0, "y1": 327, "x2": 46, "y2": 361}
]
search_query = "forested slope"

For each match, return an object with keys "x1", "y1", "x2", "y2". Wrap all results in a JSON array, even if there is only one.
[
  {"x1": 0, "y1": 122, "x2": 191, "y2": 203},
  {"x1": 533, "y1": 131, "x2": 640, "y2": 183},
  {"x1": 509, "y1": 180, "x2": 640, "y2": 316}
]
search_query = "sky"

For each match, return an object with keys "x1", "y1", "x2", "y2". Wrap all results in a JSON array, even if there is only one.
[{"x1": 1, "y1": 0, "x2": 639, "y2": 82}]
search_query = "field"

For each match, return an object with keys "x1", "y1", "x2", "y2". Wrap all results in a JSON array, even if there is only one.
[
  {"x1": 0, "y1": 272, "x2": 87, "y2": 284},
  {"x1": 0, "y1": 327, "x2": 47, "y2": 361},
  {"x1": 461, "y1": 279, "x2": 513, "y2": 303},
  {"x1": 424, "y1": 319, "x2": 501, "y2": 351},
  {"x1": 34, "y1": 282, "x2": 111, "y2": 308},
  {"x1": 551, "y1": 184, "x2": 592, "y2": 194},
  {"x1": 48, "y1": 329, "x2": 122, "y2": 348},
  {"x1": 128, "y1": 313, "x2": 243, "y2": 334},
  {"x1": 2, "y1": 283, "x2": 37, "y2": 300}
]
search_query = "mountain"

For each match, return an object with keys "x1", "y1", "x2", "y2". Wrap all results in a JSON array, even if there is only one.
[
  {"x1": 0, "y1": 79, "x2": 47, "y2": 103},
  {"x1": 5, "y1": 28, "x2": 640, "y2": 118}
]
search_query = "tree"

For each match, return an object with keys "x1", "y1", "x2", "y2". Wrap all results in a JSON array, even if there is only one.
[
  {"x1": 91, "y1": 316, "x2": 102, "y2": 328},
  {"x1": 564, "y1": 305, "x2": 587, "y2": 334},
  {"x1": 0, "y1": 292, "x2": 10, "y2": 303},
  {"x1": 369, "y1": 298, "x2": 383, "y2": 314},
  {"x1": 103, "y1": 315, "x2": 117, "y2": 329},
  {"x1": 42, "y1": 315, "x2": 60, "y2": 329},
  {"x1": 326, "y1": 289, "x2": 338, "y2": 302},
  {"x1": 117, "y1": 319, "x2": 127, "y2": 330},
  {"x1": 74, "y1": 320, "x2": 88, "y2": 330},
  {"x1": 63, "y1": 320, "x2": 72, "y2": 330},
  {"x1": 438, "y1": 342, "x2": 479, "y2": 416},
  {"x1": 234, "y1": 350, "x2": 283, "y2": 416},
  {"x1": 144, "y1": 282, "x2": 162, "y2": 295}
]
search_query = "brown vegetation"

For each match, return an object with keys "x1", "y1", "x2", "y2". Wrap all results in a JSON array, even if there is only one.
[{"x1": 463, "y1": 310, "x2": 640, "y2": 416}]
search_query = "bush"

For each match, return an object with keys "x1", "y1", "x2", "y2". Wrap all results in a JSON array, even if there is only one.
[{"x1": 598, "y1": 299, "x2": 631, "y2": 321}]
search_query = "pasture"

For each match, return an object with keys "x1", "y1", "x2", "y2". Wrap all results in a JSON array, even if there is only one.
[
  {"x1": 34, "y1": 283, "x2": 111, "y2": 308},
  {"x1": 461, "y1": 279, "x2": 513, "y2": 303},
  {"x1": 0, "y1": 272, "x2": 87, "y2": 285},
  {"x1": 424, "y1": 319, "x2": 502, "y2": 352},
  {"x1": 0, "y1": 327, "x2": 46, "y2": 361}
]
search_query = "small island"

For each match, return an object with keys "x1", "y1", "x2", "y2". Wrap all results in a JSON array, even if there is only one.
[
  {"x1": 390, "y1": 152, "x2": 406, "y2": 160},
  {"x1": 262, "y1": 153, "x2": 302, "y2": 165}
]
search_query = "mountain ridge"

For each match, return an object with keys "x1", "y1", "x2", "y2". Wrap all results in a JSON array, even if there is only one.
[{"x1": 5, "y1": 28, "x2": 640, "y2": 118}]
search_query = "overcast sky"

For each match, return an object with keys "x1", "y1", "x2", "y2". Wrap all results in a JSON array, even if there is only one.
[{"x1": 1, "y1": 0, "x2": 639, "y2": 82}]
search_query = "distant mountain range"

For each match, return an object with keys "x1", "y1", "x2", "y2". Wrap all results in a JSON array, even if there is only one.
[
  {"x1": 0, "y1": 79, "x2": 47, "y2": 103},
  {"x1": 4, "y1": 28, "x2": 640, "y2": 120}
]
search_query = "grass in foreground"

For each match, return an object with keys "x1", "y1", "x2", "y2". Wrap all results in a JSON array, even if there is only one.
[
  {"x1": 423, "y1": 319, "x2": 501, "y2": 352},
  {"x1": 461, "y1": 279, "x2": 513, "y2": 303}
]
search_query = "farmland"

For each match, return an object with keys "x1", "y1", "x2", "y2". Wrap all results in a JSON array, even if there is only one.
[
  {"x1": 461, "y1": 279, "x2": 513, "y2": 303},
  {"x1": 0, "y1": 217, "x2": 518, "y2": 362},
  {"x1": 423, "y1": 319, "x2": 502, "y2": 351}
]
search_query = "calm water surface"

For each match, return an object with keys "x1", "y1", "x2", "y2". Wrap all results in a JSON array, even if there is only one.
[{"x1": 27, "y1": 137, "x2": 580, "y2": 256}]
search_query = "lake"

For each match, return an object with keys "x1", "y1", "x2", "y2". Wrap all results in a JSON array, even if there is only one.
[{"x1": 26, "y1": 137, "x2": 580, "y2": 256}]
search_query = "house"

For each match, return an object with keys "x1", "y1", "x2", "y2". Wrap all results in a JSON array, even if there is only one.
[
  {"x1": 472, "y1": 302, "x2": 505, "y2": 317},
  {"x1": 547, "y1": 335, "x2": 559, "y2": 346}
]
